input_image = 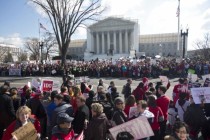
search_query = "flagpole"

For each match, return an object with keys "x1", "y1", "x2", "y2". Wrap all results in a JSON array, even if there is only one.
[{"x1": 177, "y1": 0, "x2": 181, "y2": 58}]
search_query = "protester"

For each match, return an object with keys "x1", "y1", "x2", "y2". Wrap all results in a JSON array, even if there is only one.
[
  {"x1": 10, "y1": 88, "x2": 21, "y2": 113},
  {"x1": 175, "y1": 93, "x2": 190, "y2": 121},
  {"x1": 0, "y1": 85, "x2": 16, "y2": 139},
  {"x1": 122, "y1": 78, "x2": 132, "y2": 100},
  {"x1": 112, "y1": 97, "x2": 127, "y2": 126},
  {"x1": 147, "y1": 95, "x2": 164, "y2": 140},
  {"x1": 169, "y1": 121, "x2": 191, "y2": 140},
  {"x1": 51, "y1": 113, "x2": 75, "y2": 140},
  {"x1": 132, "y1": 82, "x2": 145, "y2": 101},
  {"x1": 2, "y1": 106, "x2": 41, "y2": 140},
  {"x1": 124, "y1": 95, "x2": 136, "y2": 116},
  {"x1": 85, "y1": 103, "x2": 110, "y2": 140},
  {"x1": 72, "y1": 95, "x2": 89, "y2": 134},
  {"x1": 156, "y1": 85, "x2": 170, "y2": 140},
  {"x1": 51, "y1": 94, "x2": 74, "y2": 132}
]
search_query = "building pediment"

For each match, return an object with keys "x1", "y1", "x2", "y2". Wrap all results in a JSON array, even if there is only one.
[{"x1": 89, "y1": 17, "x2": 136, "y2": 30}]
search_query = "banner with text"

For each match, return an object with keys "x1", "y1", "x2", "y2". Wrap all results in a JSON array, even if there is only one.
[
  {"x1": 41, "y1": 80, "x2": 53, "y2": 92},
  {"x1": 9, "y1": 68, "x2": 21, "y2": 76}
]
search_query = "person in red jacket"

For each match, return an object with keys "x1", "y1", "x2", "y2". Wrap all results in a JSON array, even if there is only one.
[
  {"x1": 51, "y1": 113, "x2": 75, "y2": 140},
  {"x1": 147, "y1": 95, "x2": 164, "y2": 140},
  {"x1": 2, "y1": 106, "x2": 41, "y2": 140},
  {"x1": 156, "y1": 85, "x2": 170, "y2": 140}
]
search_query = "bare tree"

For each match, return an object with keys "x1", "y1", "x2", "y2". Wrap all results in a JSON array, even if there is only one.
[
  {"x1": 30, "y1": 0, "x2": 104, "y2": 80},
  {"x1": 194, "y1": 33, "x2": 210, "y2": 60},
  {"x1": 24, "y1": 38, "x2": 40, "y2": 62},
  {"x1": 43, "y1": 32, "x2": 57, "y2": 60}
]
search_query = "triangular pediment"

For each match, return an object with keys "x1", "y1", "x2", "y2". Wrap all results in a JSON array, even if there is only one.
[{"x1": 89, "y1": 17, "x2": 136, "y2": 29}]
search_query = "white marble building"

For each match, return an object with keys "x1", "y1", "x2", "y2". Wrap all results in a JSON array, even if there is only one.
[{"x1": 84, "y1": 17, "x2": 139, "y2": 60}]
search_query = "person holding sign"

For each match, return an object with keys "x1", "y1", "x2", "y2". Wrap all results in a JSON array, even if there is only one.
[{"x1": 2, "y1": 106, "x2": 41, "y2": 140}]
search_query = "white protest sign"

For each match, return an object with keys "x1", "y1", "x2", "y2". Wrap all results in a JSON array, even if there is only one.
[
  {"x1": 109, "y1": 116, "x2": 154, "y2": 140},
  {"x1": 133, "y1": 59, "x2": 137, "y2": 65},
  {"x1": 31, "y1": 78, "x2": 42, "y2": 89},
  {"x1": 128, "y1": 106, "x2": 138, "y2": 119},
  {"x1": 52, "y1": 80, "x2": 61, "y2": 92},
  {"x1": 188, "y1": 73, "x2": 197, "y2": 82},
  {"x1": 191, "y1": 87, "x2": 210, "y2": 104}
]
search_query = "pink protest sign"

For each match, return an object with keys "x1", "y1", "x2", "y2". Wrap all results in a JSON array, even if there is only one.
[{"x1": 109, "y1": 116, "x2": 154, "y2": 140}]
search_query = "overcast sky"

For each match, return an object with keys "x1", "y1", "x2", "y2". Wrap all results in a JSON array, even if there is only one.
[{"x1": 0, "y1": 0, "x2": 210, "y2": 50}]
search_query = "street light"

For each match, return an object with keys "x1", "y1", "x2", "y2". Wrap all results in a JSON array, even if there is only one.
[
  {"x1": 181, "y1": 27, "x2": 189, "y2": 58},
  {"x1": 39, "y1": 41, "x2": 44, "y2": 64}
]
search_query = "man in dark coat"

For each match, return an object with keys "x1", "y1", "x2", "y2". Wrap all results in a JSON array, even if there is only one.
[
  {"x1": 72, "y1": 95, "x2": 89, "y2": 134},
  {"x1": 0, "y1": 85, "x2": 16, "y2": 139},
  {"x1": 123, "y1": 78, "x2": 132, "y2": 100}
]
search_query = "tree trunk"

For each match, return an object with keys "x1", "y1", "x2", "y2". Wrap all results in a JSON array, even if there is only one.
[{"x1": 61, "y1": 45, "x2": 67, "y2": 83}]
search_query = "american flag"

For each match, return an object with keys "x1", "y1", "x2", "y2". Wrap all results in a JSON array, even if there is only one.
[
  {"x1": 40, "y1": 23, "x2": 47, "y2": 31},
  {"x1": 176, "y1": 6, "x2": 180, "y2": 17},
  {"x1": 75, "y1": 131, "x2": 84, "y2": 140}
]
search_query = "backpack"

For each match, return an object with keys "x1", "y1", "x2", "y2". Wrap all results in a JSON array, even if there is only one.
[
  {"x1": 184, "y1": 104, "x2": 207, "y2": 128},
  {"x1": 100, "y1": 101, "x2": 114, "y2": 120}
]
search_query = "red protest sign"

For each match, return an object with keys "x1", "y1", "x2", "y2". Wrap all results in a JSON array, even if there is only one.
[{"x1": 41, "y1": 80, "x2": 53, "y2": 92}]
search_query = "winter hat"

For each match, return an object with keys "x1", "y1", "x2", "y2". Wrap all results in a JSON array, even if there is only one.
[
  {"x1": 114, "y1": 97, "x2": 124, "y2": 105},
  {"x1": 57, "y1": 113, "x2": 74, "y2": 124},
  {"x1": 143, "y1": 77, "x2": 148, "y2": 83}
]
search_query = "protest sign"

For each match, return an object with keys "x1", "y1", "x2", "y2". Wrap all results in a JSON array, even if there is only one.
[
  {"x1": 31, "y1": 78, "x2": 41, "y2": 89},
  {"x1": 109, "y1": 116, "x2": 154, "y2": 140},
  {"x1": 191, "y1": 87, "x2": 210, "y2": 104},
  {"x1": 12, "y1": 122, "x2": 38, "y2": 140},
  {"x1": 52, "y1": 80, "x2": 61, "y2": 92},
  {"x1": 128, "y1": 106, "x2": 138, "y2": 119},
  {"x1": 188, "y1": 73, "x2": 197, "y2": 82},
  {"x1": 41, "y1": 80, "x2": 53, "y2": 92}
]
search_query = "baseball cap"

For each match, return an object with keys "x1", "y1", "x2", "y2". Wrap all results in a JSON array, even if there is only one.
[{"x1": 57, "y1": 113, "x2": 74, "y2": 124}]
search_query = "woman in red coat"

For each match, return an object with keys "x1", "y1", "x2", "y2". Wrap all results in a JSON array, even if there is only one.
[{"x1": 2, "y1": 106, "x2": 41, "y2": 140}]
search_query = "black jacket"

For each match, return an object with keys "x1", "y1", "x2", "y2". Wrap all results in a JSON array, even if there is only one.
[
  {"x1": 0, "y1": 94, "x2": 16, "y2": 127},
  {"x1": 72, "y1": 104, "x2": 89, "y2": 134},
  {"x1": 112, "y1": 108, "x2": 127, "y2": 125}
]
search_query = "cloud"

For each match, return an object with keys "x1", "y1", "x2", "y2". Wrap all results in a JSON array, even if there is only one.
[{"x1": 0, "y1": 33, "x2": 24, "y2": 48}]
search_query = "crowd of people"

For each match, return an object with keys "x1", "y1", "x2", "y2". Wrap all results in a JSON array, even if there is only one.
[
  {"x1": 1, "y1": 57, "x2": 210, "y2": 78},
  {"x1": 0, "y1": 74, "x2": 210, "y2": 140}
]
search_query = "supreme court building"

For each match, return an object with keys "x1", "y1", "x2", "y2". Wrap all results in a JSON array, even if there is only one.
[
  {"x1": 84, "y1": 17, "x2": 139, "y2": 60},
  {"x1": 67, "y1": 17, "x2": 186, "y2": 60}
]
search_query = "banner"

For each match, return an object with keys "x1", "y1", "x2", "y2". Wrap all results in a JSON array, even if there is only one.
[
  {"x1": 9, "y1": 68, "x2": 21, "y2": 76},
  {"x1": 109, "y1": 116, "x2": 154, "y2": 139},
  {"x1": 191, "y1": 87, "x2": 210, "y2": 104},
  {"x1": 41, "y1": 80, "x2": 53, "y2": 92}
]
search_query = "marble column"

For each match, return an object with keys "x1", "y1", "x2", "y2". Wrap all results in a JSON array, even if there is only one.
[
  {"x1": 96, "y1": 32, "x2": 99, "y2": 54},
  {"x1": 125, "y1": 30, "x2": 128, "y2": 53},
  {"x1": 102, "y1": 32, "x2": 105, "y2": 54},
  {"x1": 119, "y1": 31, "x2": 122, "y2": 53},
  {"x1": 91, "y1": 32, "x2": 94, "y2": 53},
  {"x1": 113, "y1": 31, "x2": 116, "y2": 54},
  {"x1": 107, "y1": 32, "x2": 110, "y2": 54}
]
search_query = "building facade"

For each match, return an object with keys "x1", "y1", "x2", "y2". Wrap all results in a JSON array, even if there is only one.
[
  {"x1": 67, "y1": 17, "x2": 187, "y2": 60},
  {"x1": 139, "y1": 33, "x2": 182, "y2": 57},
  {"x1": 0, "y1": 44, "x2": 20, "y2": 62}
]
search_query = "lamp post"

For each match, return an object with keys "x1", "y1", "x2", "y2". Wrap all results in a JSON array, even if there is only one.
[
  {"x1": 181, "y1": 28, "x2": 188, "y2": 58},
  {"x1": 39, "y1": 41, "x2": 44, "y2": 64}
]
